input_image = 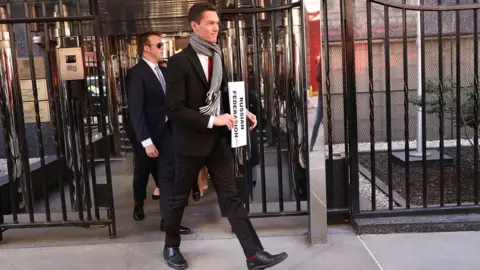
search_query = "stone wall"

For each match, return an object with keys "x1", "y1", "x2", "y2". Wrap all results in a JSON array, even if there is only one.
[
  {"x1": 322, "y1": 0, "x2": 480, "y2": 144},
  {"x1": 326, "y1": 36, "x2": 479, "y2": 144}
]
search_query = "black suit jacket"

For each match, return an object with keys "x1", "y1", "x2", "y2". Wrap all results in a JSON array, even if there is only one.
[
  {"x1": 166, "y1": 44, "x2": 230, "y2": 157},
  {"x1": 125, "y1": 59, "x2": 168, "y2": 145}
]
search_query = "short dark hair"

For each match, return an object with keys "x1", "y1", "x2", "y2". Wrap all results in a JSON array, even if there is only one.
[
  {"x1": 140, "y1": 31, "x2": 161, "y2": 51},
  {"x1": 188, "y1": 2, "x2": 217, "y2": 24}
]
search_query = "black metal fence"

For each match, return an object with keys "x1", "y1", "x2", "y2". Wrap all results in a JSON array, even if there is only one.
[
  {"x1": 112, "y1": 0, "x2": 310, "y2": 218},
  {"x1": 0, "y1": 0, "x2": 115, "y2": 241},
  {"x1": 218, "y1": 0, "x2": 309, "y2": 218},
  {"x1": 0, "y1": 0, "x2": 310, "y2": 242},
  {"x1": 324, "y1": 0, "x2": 480, "y2": 223}
]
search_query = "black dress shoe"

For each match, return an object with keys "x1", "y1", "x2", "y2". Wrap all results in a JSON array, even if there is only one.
[
  {"x1": 192, "y1": 184, "x2": 201, "y2": 201},
  {"x1": 133, "y1": 201, "x2": 145, "y2": 221},
  {"x1": 163, "y1": 246, "x2": 188, "y2": 270},
  {"x1": 246, "y1": 251, "x2": 288, "y2": 270},
  {"x1": 160, "y1": 219, "x2": 192, "y2": 235}
]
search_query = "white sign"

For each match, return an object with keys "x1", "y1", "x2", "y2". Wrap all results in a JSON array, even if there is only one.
[
  {"x1": 228, "y1": 81, "x2": 248, "y2": 148},
  {"x1": 20, "y1": 79, "x2": 49, "y2": 102}
]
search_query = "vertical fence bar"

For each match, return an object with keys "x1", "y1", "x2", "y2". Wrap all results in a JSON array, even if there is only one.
[
  {"x1": 420, "y1": 4, "x2": 428, "y2": 208},
  {"x1": 283, "y1": 5, "x2": 295, "y2": 203},
  {"x1": 271, "y1": 11, "x2": 285, "y2": 212},
  {"x1": 0, "y1": 4, "x2": 18, "y2": 224},
  {"x1": 366, "y1": 0, "x2": 376, "y2": 211},
  {"x1": 66, "y1": 82, "x2": 83, "y2": 221},
  {"x1": 402, "y1": 0, "x2": 411, "y2": 209},
  {"x1": 52, "y1": 6, "x2": 65, "y2": 162},
  {"x1": 270, "y1": 10, "x2": 285, "y2": 212},
  {"x1": 6, "y1": 0, "x2": 35, "y2": 222},
  {"x1": 438, "y1": 0, "x2": 445, "y2": 207},
  {"x1": 287, "y1": 3, "x2": 301, "y2": 211},
  {"x1": 455, "y1": 1, "x2": 461, "y2": 206},
  {"x1": 450, "y1": 36, "x2": 454, "y2": 140},
  {"x1": 117, "y1": 39, "x2": 128, "y2": 141},
  {"x1": 286, "y1": 3, "x2": 300, "y2": 211},
  {"x1": 340, "y1": 0, "x2": 349, "y2": 163},
  {"x1": 119, "y1": 39, "x2": 130, "y2": 156},
  {"x1": 322, "y1": 0, "x2": 333, "y2": 199},
  {"x1": 90, "y1": 0, "x2": 116, "y2": 236},
  {"x1": 344, "y1": 0, "x2": 359, "y2": 214},
  {"x1": 473, "y1": 0, "x2": 479, "y2": 205},
  {"x1": 0, "y1": 57, "x2": 18, "y2": 223},
  {"x1": 0, "y1": 209, "x2": 2, "y2": 240},
  {"x1": 57, "y1": 0, "x2": 76, "y2": 210},
  {"x1": 24, "y1": 0, "x2": 50, "y2": 222},
  {"x1": 384, "y1": 5, "x2": 394, "y2": 210},
  {"x1": 75, "y1": 96, "x2": 92, "y2": 221},
  {"x1": 250, "y1": 0, "x2": 269, "y2": 211},
  {"x1": 41, "y1": 0, "x2": 67, "y2": 221},
  {"x1": 105, "y1": 38, "x2": 120, "y2": 155},
  {"x1": 74, "y1": 5, "x2": 92, "y2": 221},
  {"x1": 86, "y1": 55, "x2": 100, "y2": 220},
  {"x1": 232, "y1": 0, "x2": 252, "y2": 212},
  {"x1": 298, "y1": 0, "x2": 310, "y2": 211},
  {"x1": 118, "y1": 41, "x2": 126, "y2": 154}
]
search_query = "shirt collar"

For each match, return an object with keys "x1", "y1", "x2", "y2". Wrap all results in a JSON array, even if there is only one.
[{"x1": 142, "y1": 57, "x2": 159, "y2": 70}]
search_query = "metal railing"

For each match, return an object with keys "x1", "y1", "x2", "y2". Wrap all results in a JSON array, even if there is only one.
[
  {"x1": 0, "y1": 0, "x2": 115, "y2": 241},
  {"x1": 219, "y1": 0, "x2": 309, "y2": 218},
  {"x1": 324, "y1": 0, "x2": 480, "y2": 221}
]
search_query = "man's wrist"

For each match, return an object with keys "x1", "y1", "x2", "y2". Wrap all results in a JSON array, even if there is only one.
[
  {"x1": 207, "y1": 116, "x2": 215, "y2": 129},
  {"x1": 141, "y1": 138, "x2": 153, "y2": 148}
]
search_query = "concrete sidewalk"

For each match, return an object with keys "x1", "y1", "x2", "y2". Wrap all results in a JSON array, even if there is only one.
[
  {"x1": 0, "y1": 226, "x2": 370, "y2": 270},
  {"x1": 2, "y1": 226, "x2": 480, "y2": 270}
]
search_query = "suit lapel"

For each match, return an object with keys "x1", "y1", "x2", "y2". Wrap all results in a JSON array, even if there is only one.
[{"x1": 185, "y1": 45, "x2": 209, "y2": 90}]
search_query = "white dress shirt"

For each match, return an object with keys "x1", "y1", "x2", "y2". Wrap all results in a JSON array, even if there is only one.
[{"x1": 140, "y1": 57, "x2": 167, "y2": 148}]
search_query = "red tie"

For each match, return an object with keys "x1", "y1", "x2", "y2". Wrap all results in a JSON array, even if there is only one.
[{"x1": 208, "y1": 56, "x2": 213, "y2": 85}]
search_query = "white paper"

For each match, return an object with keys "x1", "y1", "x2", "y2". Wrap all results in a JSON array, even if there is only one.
[{"x1": 228, "y1": 81, "x2": 248, "y2": 148}]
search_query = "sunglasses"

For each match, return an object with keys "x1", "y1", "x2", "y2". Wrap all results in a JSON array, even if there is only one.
[{"x1": 148, "y1": 43, "x2": 163, "y2": 49}]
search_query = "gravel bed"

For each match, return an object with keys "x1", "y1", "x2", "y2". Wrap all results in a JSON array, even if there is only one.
[
  {"x1": 358, "y1": 146, "x2": 478, "y2": 205},
  {"x1": 328, "y1": 138, "x2": 476, "y2": 154},
  {"x1": 359, "y1": 173, "x2": 390, "y2": 209}
]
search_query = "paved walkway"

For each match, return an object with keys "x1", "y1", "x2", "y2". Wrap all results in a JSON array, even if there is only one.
[{"x1": 2, "y1": 225, "x2": 480, "y2": 270}]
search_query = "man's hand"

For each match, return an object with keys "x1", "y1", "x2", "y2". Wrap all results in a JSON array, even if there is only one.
[
  {"x1": 247, "y1": 111, "x2": 257, "y2": 130},
  {"x1": 213, "y1": 114, "x2": 237, "y2": 130},
  {"x1": 145, "y1": 144, "x2": 159, "y2": 158}
]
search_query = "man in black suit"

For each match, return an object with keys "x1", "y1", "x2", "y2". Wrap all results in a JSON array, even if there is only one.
[
  {"x1": 163, "y1": 3, "x2": 288, "y2": 270},
  {"x1": 125, "y1": 32, "x2": 190, "y2": 234}
]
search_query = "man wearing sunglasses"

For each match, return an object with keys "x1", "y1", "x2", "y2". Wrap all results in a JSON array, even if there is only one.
[{"x1": 125, "y1": 31, "x2": 190, "y2": 235}]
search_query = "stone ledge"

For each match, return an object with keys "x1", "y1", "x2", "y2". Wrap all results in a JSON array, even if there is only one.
[
  {"x1": 0, "y1": 155, "x2": 66, "y2": 215},
  {"x1": 353, "y1": 213, "x2": 480, "y2": 234}
]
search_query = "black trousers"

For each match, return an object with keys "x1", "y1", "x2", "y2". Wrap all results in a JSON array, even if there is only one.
[
  {"x1": 165, "y1": 137, "x2": 264, "y2": 257},
  {"x1": 131, "y1": 129, "x2": 175, "y2": 219},
  {"x1": 132, "y1": 141, "x2": 158, "y2": 202}
]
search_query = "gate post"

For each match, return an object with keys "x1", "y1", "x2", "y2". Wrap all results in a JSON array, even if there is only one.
[
  {"x1": 91, "y1": 0, "x2": 116, "y2": 237},
  {"x1": 308, "y1": 0, "x2": 328, "y2": 245},
  {"x1": 0, "y1": 197, "x2": 3, "y2": 241},
  {"x1": 343, "y1": 0, "x2": 360, "y2": 214}
]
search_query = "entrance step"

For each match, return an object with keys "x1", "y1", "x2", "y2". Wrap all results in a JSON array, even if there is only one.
[{"x1": 353, "y1": 213, "x2": 480, "y2": 234}]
